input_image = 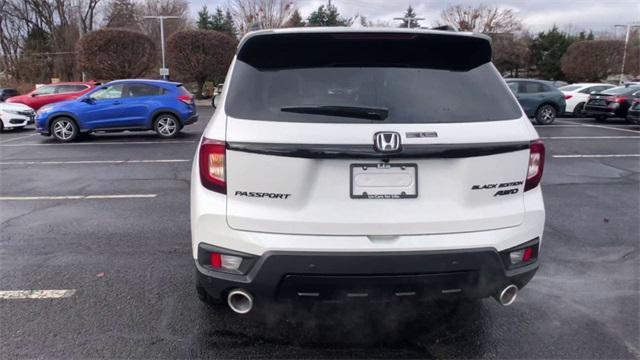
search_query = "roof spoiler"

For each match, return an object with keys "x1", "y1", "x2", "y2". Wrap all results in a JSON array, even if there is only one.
[{"x1": 430, "y1": 25, "x2": 457, "y2": 32}]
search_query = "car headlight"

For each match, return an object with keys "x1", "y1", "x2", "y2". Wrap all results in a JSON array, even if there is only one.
[{"x1": 3, "y1": 109, "x2": 22, "y2": 115}]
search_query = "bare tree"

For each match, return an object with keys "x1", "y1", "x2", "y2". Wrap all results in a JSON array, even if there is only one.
[
  {"x1": 228, "y1": 0, "x2": 294, "y2": 35},
  {"x1": 103, "y1": 0, "x2": 141, "y2": 30},
  {"x1": 561, "y1": 40, "x2": 624, "y2": 82},
  {"x1": 166, "y1": 30, "x2": 237, "y2": 97},
  {"x1": 491, "y1": 32, "x2": 532, "y2": 77},
  {"x1": 77, "y1": 28, "x2": 156, "y2": 79},
  {"x1": 439, "y1": 4, "x2": 522, "y2": 33},
  {"x1": 78, "y1": 0, "x2": 102, "y2": 34}
]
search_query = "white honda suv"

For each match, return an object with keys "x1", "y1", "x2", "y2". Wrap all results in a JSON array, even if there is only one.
[{"x1": 191, "y1": 28, "x2": 545, "y2": 314}]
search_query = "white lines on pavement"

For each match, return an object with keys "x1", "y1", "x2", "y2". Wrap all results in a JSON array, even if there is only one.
[
  {"x1": 0, "y1": 159, "x2": 190, "y2": 165},
  {"x1": 0, "y1": 140, "x2": 196, "y2": 147},
  {"x1": 553, "y1": 154, "x2": 640, "y2": 158},
  {"x1": 535, "y1": 124, "x2": 639, "y2": 128},
  {"x1": 0, "y1": 194, "x2": 157, "y2": 201},
  {"x1": 541, "y1": 136, "x2": 640, "y2": 139},
  {"x1": 556, "y1": 120, "x2": 640, "y2": 134},
  {"x1": 0, "y1": 133, "x2": 38, "y2": 144},
  {"x1": 0, "y1": 289, "x2": 76, "y2": 299}
]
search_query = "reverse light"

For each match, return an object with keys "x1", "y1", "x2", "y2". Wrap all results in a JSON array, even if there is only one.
[
  {"x1": 509, "y1": 246, "x2": 536, "y2": 266},
  {"x1": 524, "y1": 139, "x2": 545, "y2": 192},
  {"x1": 198, "y1": 138, "x2": 226, "y2": 194},
  {"x1": 209, "y1": 251, "x2": 243, "y2": 271}
]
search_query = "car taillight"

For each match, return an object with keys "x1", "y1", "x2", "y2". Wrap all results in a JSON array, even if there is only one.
[
  {"x1": 199, "y1": 138, "x2": 226, "y2": 194},
  {"x1": 178, "y1": 94, "x2": 193, "y2": 105},
  {"x1": 564, "y1": 94, "x2": 572, "y2": 100},
  {"x1": 524, "y1": 139, "x2": 545, "y2": 192},
  {"x1": 614, "y1": 96, "x2": 627, "y2": 103}
]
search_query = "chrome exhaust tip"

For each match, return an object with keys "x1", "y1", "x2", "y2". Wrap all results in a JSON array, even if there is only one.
[
  {"x1": 227, "y1": 289, "x2": 254, "y2": 314},
  {"x1": 495, "y1": 284, "x2": 518, "y2": 306}
]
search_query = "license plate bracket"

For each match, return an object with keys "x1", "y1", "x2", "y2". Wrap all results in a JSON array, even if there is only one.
[{"x1": 350, "y1": 163, "x2": 418, "y2": 199}]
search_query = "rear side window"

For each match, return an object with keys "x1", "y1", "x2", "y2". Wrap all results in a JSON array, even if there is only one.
[
  {"x1": 177, "y1": 85, "x2": 191, "y2": 96},
  {"x1": 519, "y1": 82, "x2": 545, "y2": 94},
  {"x1": 124, "y1": 84, "x2": 166, "y2": 97},
  {"x1": 559, "y1": 85, "x2": 581, "y2": 92},
  {"x1": 603, "y1": 86, "x2": 640, "y2": 95},
  {"x1": 225, "y1": 32, "x2": 521, "y2": 123}
]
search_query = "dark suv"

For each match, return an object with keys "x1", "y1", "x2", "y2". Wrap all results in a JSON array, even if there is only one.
[
  {"x1": 0, "y1": 88, "x2": 19, "y2": 102},
  {"x1": 506, "y1": 79, "x2": 566, "y2": 125}
]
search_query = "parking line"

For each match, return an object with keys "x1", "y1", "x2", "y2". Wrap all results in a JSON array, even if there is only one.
[
  {"x1": 541, "y1": 136, "x2": 640, "y2": 139},
  {"x1": 0, "y1": 289, "x2": 76, "y2": 299},
  {"x1": 0, "y1": 133, "x2": 38, "y2": 144},
  {"x1": 0, "y1": 194, "x2": 157, "y2": 201},
  {"x1": 0, "y1": 140, "x2": 197, "y2": 147},
  {"x1": 535, "y1": 124, "x2": 639, "y2": 128},
  {"x1": 0, "y1": 159, "x2": 190, "y2": 165},
  {"x1": 553, "y1": 154, "x2": 640, "y2": 158},
  {"x1": 556, "y1": 120, "x2": 640, "y2": 134}
]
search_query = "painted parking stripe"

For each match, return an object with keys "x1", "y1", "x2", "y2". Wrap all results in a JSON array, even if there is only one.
[
  {"x1": 556, "y1": 120, "x2": 640, "y2": 134},
  {"x1": 553, "y1": 154, "x2": 640, "y2": 158},
  {"x1": 0, "y1": 140, "x2": 196, "y2": 147},
  {"x1": 535, "y1": 124, "x2": 640, "y2": 128},
  {"x1": 0, "y1": 289, "x2": 76, "y2": 299},
  {"x1": 541, "y1": 136, "x2": 640, "y2": 139},
  {"x1": 0, "y1": 194, "x2": 157, "y2": 201},
  {"x1": 0, "y1": 133, "x2": 38, "y2": 144},
  {"x1": 0, "y1": 159, "x2": 190, "y2": 165}
]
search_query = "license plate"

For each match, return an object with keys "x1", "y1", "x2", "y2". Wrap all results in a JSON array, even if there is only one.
[{"x1": 350, "y1": 163, "x2": 417, "y2": 199}]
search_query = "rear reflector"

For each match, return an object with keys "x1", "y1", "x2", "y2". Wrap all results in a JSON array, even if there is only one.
[
  {"x1": 524, "y1": 139, "x2": 545, "y2": 192},
  {"x1": 210, "y1": 252, "x2": 222, "y2": 268},
  {"x1": 199, "y1": 138, "x2": 226, "y2": 194}
]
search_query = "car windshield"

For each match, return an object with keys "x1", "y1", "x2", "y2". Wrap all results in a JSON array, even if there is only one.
[
  {"x1": 558, "y1": 85, "x2": 582, "y2": 92},
  {"x1": 225, "y1": 33, "x2": 521, "y2": 123}
]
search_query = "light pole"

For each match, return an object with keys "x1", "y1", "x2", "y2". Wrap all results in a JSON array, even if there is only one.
[
  {"x1": 144, "y1": 15, "x2": 179, "y2": 80},
  {"x1": 394, "y1": 16, "x2": 425, "y2": 28},
  {"x1": 614, "y1": 23, "x2": 639, "y2": 85}
]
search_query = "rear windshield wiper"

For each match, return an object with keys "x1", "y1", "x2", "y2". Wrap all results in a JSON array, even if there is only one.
[{"x1": 281, "y1": 105, "x2": 388, "y2": 121}]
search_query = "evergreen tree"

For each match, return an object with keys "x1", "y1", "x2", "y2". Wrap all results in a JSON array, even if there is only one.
[
  {"x1": 307, "y1": 3, "x2": 347, "y2": 26},
  {"x1": 197, "y1": 6, "x2": 212, "y2": 30},
  {"x1": 400, "y1": 6, "x2": 421, "y2": 28},
  {"x1": 284, "y1": 9, "x2": 305, "y2": 27}
]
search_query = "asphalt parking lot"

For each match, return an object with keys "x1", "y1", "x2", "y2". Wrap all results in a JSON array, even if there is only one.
[{"x1": 0, "y1": 108, "x2": 638, "y2": 359}]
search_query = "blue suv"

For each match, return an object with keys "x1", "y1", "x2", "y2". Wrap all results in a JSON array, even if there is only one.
[{"x1": 36, "y1": 79, "x2": 198, "y2": 142}]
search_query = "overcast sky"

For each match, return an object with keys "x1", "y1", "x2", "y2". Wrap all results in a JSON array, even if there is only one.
[{"x1": 190, "y1": 0, "x2": 639, "y2": 34}]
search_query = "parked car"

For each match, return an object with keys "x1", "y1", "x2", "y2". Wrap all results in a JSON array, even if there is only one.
[
  {"x1": 583, "y1": 85, "x2": 640, "y2": 122},
  {"x1": 558, "y1": 83, "x2": 615, "y2": 117},
  {"x1": 192, "y1": 28, "x2": 545, "y2": 314},
  {"x1": 0, "y1": 102, "x2": 35, "y2": 132},
  {"x1": 6, "y1": 82, "x2": 98, "y2": 110},
  {"x1": 0, "y1": 88, "x2": 19, "y2": 102},
  {"x1": 625, "y1": 98, "x2": 640, "y2": 124},
  {"x1": 211, "y1": 83, "x2": 224, "y2": 108},
  {"x1": 35, "y1": 79, "x2": 198, "y2": 142},
  {"x1": 505, "y1": 78, "x2": 566, "y2": 124}
]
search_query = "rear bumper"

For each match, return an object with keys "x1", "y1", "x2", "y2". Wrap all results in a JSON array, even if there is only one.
[
  {"x1": 627, "y1": 110, "x2": 640, "y2": 123},
  {"x1": 583, "y1": 105, "x2": 622, "y2": 117},
  {"x1": 183, "y1": 114, "x2": 199, "y2": 125},
  {"x1": 195, "y1": 244, "x2": 539, "y2": 303}
]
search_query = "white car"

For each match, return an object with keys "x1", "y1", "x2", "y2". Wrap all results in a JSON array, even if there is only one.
[
  {"x1": 0, "y1": 102, "x2": 35, "y2": 132},
  {"x1": 191, "y1": 28, "x2": 546, "y2": 314},
  {"x1": 559, "y1": 83, "x2": 615, "y2": 117}
]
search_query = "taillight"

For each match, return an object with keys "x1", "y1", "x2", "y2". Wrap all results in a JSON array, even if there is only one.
[
  {"x1": 524, "y1": 139, "x2": 545, "y2": 192},
  {"x1": 178, "y1": 94, "x2": 193, "y2": 105},
  {"x1": 564, "y1": 94, "x2": 572, "y2": 100},
  {"x1": 199, "y1": 138, "x2": 226, "y2": 194},
  {"x1": 614, "y1": 96, "x2": 627, "y2": 103}
]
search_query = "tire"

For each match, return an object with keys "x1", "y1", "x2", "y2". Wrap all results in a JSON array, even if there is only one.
[
  {"x1": 50, "y1": 117, "x2": 78, "y2": 142},
  {"x1": 535, "y1": 104, "x2": 557, "y2": 125},
  {"x1": 154, "y1": 114, "x2": 180, "y2": 138},
  {"x1": 572, "y1": 103, "x2": 585, "y2": 118},
  {"x1": 0, "y1": 121, "x2": 4, "y2": 133}
]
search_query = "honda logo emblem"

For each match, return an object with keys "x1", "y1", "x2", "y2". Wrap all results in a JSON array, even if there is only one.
[{"x1": 374, "y1": 132, "x2": 401, "y2": 152}]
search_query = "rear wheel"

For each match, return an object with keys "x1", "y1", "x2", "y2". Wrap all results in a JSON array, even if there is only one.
[
  {"x1": 535, "y1": 104, "x2": 556, "y2": 125},
  {"x1": 51, "y1": 117, "x2": 78, "y2": 142},
  {"x1": 154, "y1": 114, "x2": 180, "y2": 138},
  {"x1": 0, "y1": 121, "x2": 4, "y2": 133},
  {"x1": 572, "y1": 102, "x2": 585, "y2": 117}
]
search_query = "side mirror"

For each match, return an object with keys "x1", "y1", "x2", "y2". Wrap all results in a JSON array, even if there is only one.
[
  {"x1": 81, "y1": 97, "x2": 94, "y2": 104},
  {"x1": 212, "y1": 94, "x2": 220, "y2": 109}
]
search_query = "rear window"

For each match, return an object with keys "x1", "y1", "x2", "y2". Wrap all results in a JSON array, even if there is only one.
[
  {"x1": 603, "y1": 86, "x2": 640, "y2": 95},
  {"x1": 558, "y1": 85, "x2": 581, "y2": 92},
  {"x1": 225, "y1": 32, "x2": 522, "y2": 123}
]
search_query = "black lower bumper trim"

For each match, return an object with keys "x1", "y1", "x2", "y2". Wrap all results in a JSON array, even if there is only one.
[{"x1": 195, "y1": 247, "x2": 538, "y2": 303}]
